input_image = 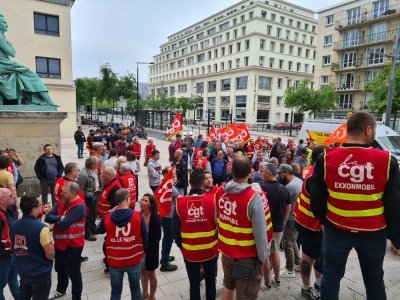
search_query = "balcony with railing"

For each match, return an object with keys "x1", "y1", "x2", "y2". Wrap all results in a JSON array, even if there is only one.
[
  {"x1": 335, "y1": 3, "x2": 400, "y2": 31},
  {"x1": 220, "y1": 99, "x2": 230, "y2": 108},
  {"x1": 331, "y1": 56, "x2": 387, "y2": 71},
  {"x1": 333, "y1": 30, "x2": 395, "y2": 51},
  {"x1": 331, "y1": 81, "x2": 361, "y2": 91}
]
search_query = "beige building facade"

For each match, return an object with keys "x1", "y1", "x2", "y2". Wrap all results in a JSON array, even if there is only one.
[
  {"x1": 0, "y1": 0, "x2": 76, "y2": 137},
  {"x1": 149, "y1": 0, "x2": 317, "y2": 125},
  {"x1": 315, "y1": 0, "x2": 400, "y2": 117}
]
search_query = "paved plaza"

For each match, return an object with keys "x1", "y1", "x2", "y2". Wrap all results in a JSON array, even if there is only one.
[{"x1": 4, "y1": 129, "x2": 400, "y2": 300}]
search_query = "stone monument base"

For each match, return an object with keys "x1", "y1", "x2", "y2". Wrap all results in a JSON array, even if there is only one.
[{"x1": 0, "y1": 111, "x2": 67, "y2": 196}]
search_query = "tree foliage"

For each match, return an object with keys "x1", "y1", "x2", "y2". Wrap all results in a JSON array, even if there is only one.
[
  {"x1": 284, "y1": 79, "x2": 339, "y2": 116},
  {"x1": 74, "y1": 77, "x2": 100, "y2": 108}
]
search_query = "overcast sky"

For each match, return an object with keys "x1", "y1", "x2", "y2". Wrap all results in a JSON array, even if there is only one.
[{"x1": 71, "y1": 0, "x2": 340, "y2": 82}]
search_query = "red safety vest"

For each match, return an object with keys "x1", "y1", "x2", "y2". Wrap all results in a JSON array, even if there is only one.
[
  {"x1": 245, "y1": 145, "x2": 255, "y2": 159},
  {"x1": 205, "y1": 185, "x2": 219, "y2": 195},
  {"x1": 216, "y1": 187, "x2": 258, "y2": 258},
  {"x1": 119, "y1": 174, "x2": 137, "y2": 209},
  {"x1": 104, "y1": 211, "x2": 144, "y2": 267},
  {"x1": 254, "y1": 140, "x2": 264, "y2": 151},
  {"x1": 145, "y1": 145, "x2": 156, "y2": 160},
  {"x1": 294, "y1": 166, "x2": 322, "y2": 231},
  {"x1": 131, "y1": 143, "x2": 141, "y2": 160},
  {"x1": 0, "y1": 210, "x2": 11, "y2": 251},
  {"x1": 53, "y1": 198, "x2": 86, "y2": 250},
  {"x1": 193, "y1": 148, "x2": 203, "y2": 164},
  {"x1": 176, "y1": 193, "x2": 218, "y2": 262},
  {"x1": 193, "y1": 157, "x2": 208, "y2": 170},
  {"x1": 259, "y1": 191, "x2": 274, "y2": 243},
  {"x1": 54, "y1": 177, "x2": 85, "y2": 203},
  {"x1": 97, "y1": 179, "x2": 122, "y2": 218},
  {"x1": 324, "y1": 147, "x2": 390, "y2": 232},
  {"x1": 6, "y1": 162, "x2": 14, "y2": 175}
]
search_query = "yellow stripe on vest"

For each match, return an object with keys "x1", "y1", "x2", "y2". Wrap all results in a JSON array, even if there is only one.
[
  {"x1": 182, "y1": 240, "x2": 218, "y2": 251},
  {"x1": 298, "y1": 203, "x2": 316, "y2": 218},
  {"x1": 328, "y1": 189, "x2": 383, "y2": 202},
  {"x1": 265, "y1": 212, "x2": 271, "y2": 221},
  {"x1": 299, "y1": 193, "x2": 310, "y2": 204},
  {"x1": 327, "y1": 202, "x2": 384, "y2": 217},
  {"x1": 218, "y1": 220, "x2": 253, "y2": 234},
  {"x1": 267, "y1": 222, "x2": 272, "y2": 231},
  {"x1": 181, "y1": 229, "x2": 217, "y2": 239},
  {"x1": 219, "y1": 234, "x2": 256, "y2": 246}
]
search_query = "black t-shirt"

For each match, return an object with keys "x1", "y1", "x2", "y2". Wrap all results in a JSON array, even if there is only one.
[{"x1": 260, "y1": 180, "x2": 291, "y2": 232}]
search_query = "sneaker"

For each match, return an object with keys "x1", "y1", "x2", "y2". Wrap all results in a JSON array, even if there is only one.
[
  {"x1": 168, "y1": 256, "x2": 175, "y2": 262},
  {"x1": 80, "y1": 256, "x2": 89, "y2": 263},
  {"x1": 314, "y1": 283, "x2": 321, "y2": 292},
  {"x1": 302, "y1": 287, "x2": 321, "y2": 300},
  {"x1": 160, "y1": 263, "x2": 178, "y2": 272},
  {"x1": 263, "y1": 282, "x2": 272, "y2": 290},
  {"x1": 272, "y1": 277, "x2": 281, "y2": 287},
  {"x1": 280, "y1": 269, "x2": 295, "y2": 278},
  {"x1": 294, "y1": 264, "x2": 301, "y2": 272},
  {"x1": 49, "y1": 291, "x2": 66, "y2": 299}
]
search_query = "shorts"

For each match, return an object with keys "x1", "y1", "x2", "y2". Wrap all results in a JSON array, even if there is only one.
[
  {"x1": 297, "y1": 224, "x2": 323, "y2": 260},
  {"x1": 221, "y1": 254, "x2": 262, "y2": 300},
  {"x1": 270, "y1": 231, "x2": 283, "y2": 254}
]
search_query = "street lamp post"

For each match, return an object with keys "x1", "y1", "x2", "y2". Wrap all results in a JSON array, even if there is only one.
[
  {"x1": 136, "y1": 61, "x2": 154, "y2": 126},
  {"x1": 289, "y1": 108, "x2": 294, "y2": 137},
  {"x1": 385, "y1": 28, "x2": 399, "y2": 127}
]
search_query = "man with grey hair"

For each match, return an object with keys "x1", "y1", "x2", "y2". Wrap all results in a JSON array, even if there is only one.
[
  {"x1": 46, "y1": 181, "x2": 86, "y2": 300},
  {"x1": 260, "y1": 163, "x2": 291, "y2": 288},
  {"x1": 118, "y1": 163, "x2": 137, "y2": 208},
  {"x1": 278, "y1": 164, "x2": 303, "y2": 278},
  {"x1": 269, "y1": 157, "x2": 279, "y2": 168}
]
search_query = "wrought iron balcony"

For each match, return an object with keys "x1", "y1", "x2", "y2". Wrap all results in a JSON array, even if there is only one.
[
  {"x1": 331, "y1": 81, "x2": 361, "y2": 91},
  {"x1": 333, "y1": 30, "x2": 395, "y2": 51}
]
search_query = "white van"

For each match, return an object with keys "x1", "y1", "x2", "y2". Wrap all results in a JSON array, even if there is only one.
[{"x1": 299, "y1": 119, "x2": 400, "y2": 160}]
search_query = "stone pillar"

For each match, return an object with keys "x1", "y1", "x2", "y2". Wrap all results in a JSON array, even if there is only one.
[{"x1": 0, "y1": 111, "x2": 67, "y2": 195}]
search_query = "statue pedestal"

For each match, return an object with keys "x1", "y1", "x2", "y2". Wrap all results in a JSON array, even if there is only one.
[{"x1": 0, "y1": 111, "x2": 67, "y2": 195}]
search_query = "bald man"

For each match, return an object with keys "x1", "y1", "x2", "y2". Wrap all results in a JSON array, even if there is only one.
[
  {"x1": 0, "y1": 188, "x2": 20, "y2": 300},
  {"x1": 45, "y1": 182, "x2": 86, "y2": 300},
  {"x1": 173, "y1": 149, "x2": 188, "y2": 196}
]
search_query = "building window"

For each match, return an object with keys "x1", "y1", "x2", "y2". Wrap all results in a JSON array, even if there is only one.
[
  {"x1": 260, "y1": 39, "x2": 265, "y2": 49},
  {"x1": 220, "y1": 22, "x2": 229, "y2": 31},
  {"x1": 236, "y1": 76, "x2": 248, "y2": 90},
  {"x1": 208, "y1": 97, "x2": 216, "y2": 105},
  {"x1": 245, "y1": 40, "x2": 250, "y2": 50},
  {"x1": 221, "y1": 47, "x2": 225, "y2": 56},
  {"x1": 279, "y1": 59, "x2": 284, "y2": 69},
  {"x1": 342, "y1": 52, "x2": 358, "y2": 67},
  {"x1": 289, "y1": 19, "x2": 293, "y2": 26},
  {"x1": 208, "y1": 51, "x2": 212, "y2": 59},
  {"x1": 267, "y1": 25, "x2": 272, "y2": 35},
  {"x1": 213, "y1": 35, "x2": 223, "y2": 45},
  {"x1": 365, "y1": 70, "x2": 380, "y2": 84},
  {"x1": 325, "y1": 14, "x2": 334, "y2": 26},
  {"x1": 221, "y1": 79, "x2": 231, "y2": 91},
  {"x1": 36, "y1": 57, "x2": 61, "y2": 78},
  {"x1": 259, "y1": 76, "x2": 272, "y2": 90},
  {"x1": 305, "y1": 64, "x2": 309, "y2": 73},
  {"x1": 277, "y1": 78, "x2": 282, "y2": 88},
  {"x1": 244, "y1": 56, "x2": 249, "y2": 66},
  {"x1": 289, "y1": 45, "x2": 294, "y2": 55},
  {"x1": 196, "y1": 82, "x2": 204, "y2": 93},
  {"x1": 241, "y1": 15, "x2": 245, "y2": 22},
  {"x1": 277, "y1": 96, "x2": 282, "y2": 105},
  {"x1": 233, "y1": 29, "x2": 238, "y2": 38},
  {"x1": 367, "y1": 46, "x2": 385, "y2": 65},
  {"x1": 207, "y1": 27, "x2": 216, "y2": 35},
  {"x1": 233, "y1": 18, "x2": 237, "y2": 25},
  {"x1": 304, "y1": 23, "x2": 309, "y2": 31},
  {"x1": 221, "y1": 96, "x2": 230, "y2": 106},
  {"x1": 201, "y1": 40, "x2": 209, "y2": 49},
  {"x1": 228, "y1": 60, "x2": 232, "y2": 69},
  {"x1": 294, "y1": 32, "x2": 299, "y2": 42},
  {"x1": 368, "y1": 22, "x2": 388, "y2": 43},
  {"x1": 187, "y1": 57, "x2": 194, "y2": 65},
  {"x1": 280, "y1": 16, "x2": 285, "y2": 24},
  {"x1": 271, "y1": 14, "x2": 276, "y2": 22},
  {"x1": 270, "y1": 41, "x2": 275, "y2": 51},
  {"x1": 34, "y1": 13, "x2": 59, "y2": 36},
  {"x1": 324, "y1": 35, "x2": 333, "y2": 46},
  {"x1": 170, "y1": 86, "x2": 175, "y2": 96},
  {"x1": 269, "y1": 58, "x2": 274, "y2": 68},
  {"x1": 288, "y1": 61, "x2": 293, "y2": 71},
  {"x1": 259, "y1": 56, "x2": 265, "y2": 66},
  {"x1": 229, "y1": 45, "x2": 233, "y2": 54},
  {"x1": 320, "y1": 75, "x2": 329, "y2": 85},
  {"x1": 190, "y1": 44, "x2": 198, "y2": 52},
  {"x1": 339, "y1": 94, "x2": 353, "y2": 109},
  {"x1": 249, "y1": 11, "x2": 254, "y2": 19},
  {"x1": 236, "y1": 109, "x2": 246, "y2": 120},
  {"x1": 236, "y1": 96, "x2": 247, "y2": 108},
  {"x1": 197, "y1": 53, "x2": 205, "y2": 62},
  {"x1": 305, "y1": 49, "x2": 310, "y2": 57},
  {"x1": 187, "y1": 36, "x2": 194, "y2": 43},
  {"x1": 221, "y1": 109, "x2": 230, "y2": 120},
  {"x1": 297, "y1": 62, "x2": 301, "y2": 71},
  {"x1": 297, "y1": 21, "x2": 301, "y2": 28},
  {"x1": 276, "y1": 28, "x2": 281, "y2": 38},
  {"x1": 372, "y1": 0, "x2": 389, "y2": 19},
  {"x1": 241, "y1": 26, "x2": 246, "y2": 36},
  {"x1": 286, "y1": 30, "x2": 290, "y2": 39},
  {"x1": 209, "y1": 109, "x2": 215, "y2": 119},
  {"x1": 226, "y1": 32, "x2": 230, "y2": 41},
  {"x1": 258, "y1": 96, "x2": 270, "y2": 105},
  {"x1": 257, "y1": 110, "x2": 269, "y2": 122},
  {"x1": 322, "y1": 55, "x2": 331, "y2": 65},
  {"x1": 346, "y1": 7, "x2": 361, "y2": 25},
  {"x1": 297, "y1": 47, "x2": 302, "y2": 56},
  {"x1": 236, "y1": 42, "x2": 241, "y2": 52}
]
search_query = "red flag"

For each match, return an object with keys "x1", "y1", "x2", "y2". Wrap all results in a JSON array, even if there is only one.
[
  {"x1": 154, "y1": 166, "x2": 175, "y2": 218},
  {"x1": 323, "y1": 123, "x2": 348, "y2": 146},
  {"x1": 206, "y1": 125, "x2": 218, "y2": 142},
  {"x1": 218, "y1": 124, "x2": 238, "y2": 142},
  {"x1": 235, "y1": 123, "x2": 251, "y2": 146},
  {"x1": 166, "y1": 113, "x2": 183, "y2": 140}
]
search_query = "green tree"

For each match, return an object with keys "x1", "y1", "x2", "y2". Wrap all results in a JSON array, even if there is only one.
[
  {"x1": 284, "y1": 80, "x2": 339, "y2": 117},
  {"x1": 74, "y1": 77, "x2": 100, "y2": 115},
  {"x1": 364, "y1": 62, "x2": 400, "y2": 128}
]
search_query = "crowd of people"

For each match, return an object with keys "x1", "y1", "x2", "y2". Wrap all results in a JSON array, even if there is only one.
[{"x1": 0, "y1": 112, "x2": 399, "y2": 300}]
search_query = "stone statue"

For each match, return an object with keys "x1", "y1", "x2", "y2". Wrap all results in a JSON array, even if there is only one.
[{"x1": 0, "y1": 14, "x2": 56, "y2": 107}]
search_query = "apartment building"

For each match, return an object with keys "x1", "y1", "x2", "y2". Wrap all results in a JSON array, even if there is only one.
[
  {"x1": 315, "y1": 0, "x2": 400, "y2": 116},
  {"x1": 149, "y1": 0, "x2": 317, "y2": 125},
  {"x1": 0, "y1": 0, "x2": 76, "y2": 137}
]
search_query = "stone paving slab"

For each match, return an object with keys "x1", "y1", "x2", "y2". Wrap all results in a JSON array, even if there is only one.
[{"x1": 4, "y1": 131, "x2": 400, "y2": 299}]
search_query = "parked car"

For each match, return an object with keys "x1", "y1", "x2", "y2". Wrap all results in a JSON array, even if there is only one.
[
  {"x1": 197, "y1": 120, "x2": 209, "y2": 127},
  {"x1": 273, "y1": 122, "x2": 291, "y2": 130}
]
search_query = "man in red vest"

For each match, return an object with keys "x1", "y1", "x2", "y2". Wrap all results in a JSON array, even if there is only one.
[
  {"x1": 294, "y1": 147, "x2": 324, "y2": 300},
  {"x1": 97, "y1": 188, "x2": 147, "y2": 300},
  {"x1": 54, "y1": 162, "x2": 82, "y2": 204},
  {"x1": 310, "y1": 112, "x2": 400, "y2": 300},
  {"x1": 203, "y1": 171, "x2": 219, "y2": 195},
  {"x1": 118, "y1": 164, "x2": 137, "y2": 209},
  {"x1": 173, "y1": 168, "x2": 218, "y2": 300},
  {"x1": 216, "y1": 156, "x2": 268, "y2": 300},
  {"x1": 45, "y1": 182, "x2": 86, "y2": 300}
]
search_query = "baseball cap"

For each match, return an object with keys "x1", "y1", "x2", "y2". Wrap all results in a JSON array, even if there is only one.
[{"x1": 277, "y1": 163, "x2": 293, "y2": 174}]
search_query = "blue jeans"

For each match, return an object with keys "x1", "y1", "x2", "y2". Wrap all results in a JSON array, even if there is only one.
[
  {"x1": 109, "y1": 263, "x2": 141, "y2": 300},
  {"x1": 160, "y1": 217, "x2": 173, "y2": 265},
  {"x1": 322, "y1": 224, "x2": 387, "y2": 300},
  {"x1": 55, "y1": 247, "x2": 83, "y2": 300},
  {"x1": 0, "y1": 254, "x2": 20, "y2": 300},
  {"x1": 77, "y1": 143, "x2": 84, "y2": 158}
]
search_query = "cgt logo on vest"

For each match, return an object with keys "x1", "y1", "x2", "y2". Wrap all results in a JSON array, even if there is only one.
[
  {"x1": 218, "y1": 196, "x2": 239, "y2": 225},
  {"x1": 336, "y1": 154, "x2": 375, "y2": 190},
  {"x1": 187, "y1": 199, "x2": 205, "y2": 222}
]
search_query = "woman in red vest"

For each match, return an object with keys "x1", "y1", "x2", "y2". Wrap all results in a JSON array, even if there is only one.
[
  {"x1": 130, "y1": 137, "x2": 142, "y2": 161},
  {"x1": 144, "y1": 139, "x2": 156, "y2": 167},
  {"x1": 140, "y1": 193, "x2": 161, "y2": 300}
]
